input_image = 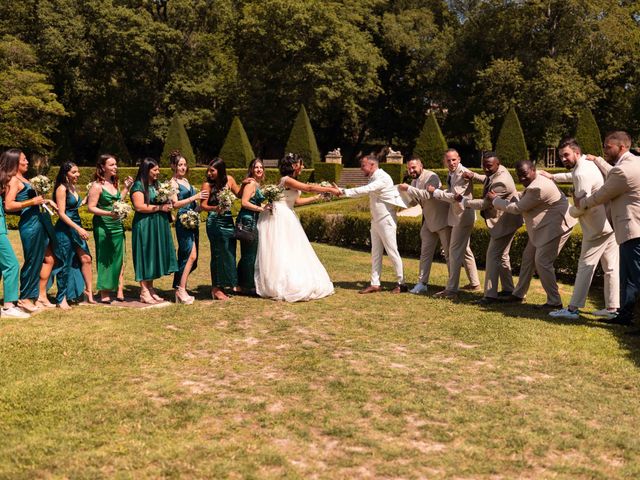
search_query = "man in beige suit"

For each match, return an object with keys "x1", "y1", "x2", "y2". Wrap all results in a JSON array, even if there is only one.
[
  {"x1": 491, "y1": 160, "x2": 577, "y2": 308},
  {"x1": 426, "y1": 149, "x2": 480, "y2": 299},
  {"x1": 539, "y1": 138, "x2": 619, "y2": 320},
  {"x1": 398, "y1": 158, "x2": 452, "y2": 294},
  {"x1": 462, "y1": 152, "x2": 523, "y2": 304},
  {"x1": 575, "y1": 131, "x2": 640, "y2": 326}
]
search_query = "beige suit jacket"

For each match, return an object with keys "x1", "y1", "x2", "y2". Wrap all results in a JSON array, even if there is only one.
[
  {"x1": 585, "y1": 152, "x2": 640, "y2": 244},
  {"x1": 403, "y1": 170, "x2": 450, "y2": 233},
  {"x1": 432, "y1": 164, "x2": 475, "y2": 227},
  {"x1": 493, "y1": 174, "x2": 576, "y2": 248},
  {"x1": 465, "y1": 165, "x2": 523, "y2": 239}
]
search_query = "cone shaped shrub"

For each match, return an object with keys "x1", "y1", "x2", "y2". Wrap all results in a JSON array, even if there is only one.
[
  {"x1": 413, "y1": 112, "x2": 448, "y2": 168},
  {"x1": 219, "y1": 116, "x2": 255, "y2": 168},
  {"x1": 285, "y1": 105, "x2": 320, "y2": 168},
  {"x1": 495, "y1": 106, "x2": 528, "y2": 167},
  {"x1": 161, "y1": 114, "x2": 196, "y2": 167},
  {"x1": 574, "y1": 108, "x2": 604, "y2": 157}
]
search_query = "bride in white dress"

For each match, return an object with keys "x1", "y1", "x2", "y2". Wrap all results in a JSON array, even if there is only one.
[{"x1": 254, "y1": 153, "x2": 341, "y2": 302}]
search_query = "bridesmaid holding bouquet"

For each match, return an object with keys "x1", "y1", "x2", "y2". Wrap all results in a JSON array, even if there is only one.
[{"x1": 86, "y1": 154, "x2": 133, "y2": 303}]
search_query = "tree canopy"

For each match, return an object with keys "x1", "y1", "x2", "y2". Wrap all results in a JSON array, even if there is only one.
[{"x1": 0, "y1": 0, "x2": 638, "y2": 164}]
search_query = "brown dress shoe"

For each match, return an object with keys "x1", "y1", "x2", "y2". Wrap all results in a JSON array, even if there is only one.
[
  {"x1": 391, "y1": 284, "x2": 408, "y2": 294},
  {"x1": 359, "y1": 285, "x2": 382, "y2": 294},
  {"x1": 462, "y1": 283, "x2": 482, "y2": 291}
]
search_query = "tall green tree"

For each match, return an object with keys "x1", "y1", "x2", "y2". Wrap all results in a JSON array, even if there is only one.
[
  {"x1": 0, "y1": 35, "x2": 66, "y2": 153},
  {"x1": 495, "y1": 107, "x2": 528, "y2": 167},
  {"x1": 285, "y1": 106, "x2": 321, "y2": 168},
  {"x1": 160, "y1": 114, "x2": 196, "y2": 167},
  {"x1": 413, "y1": 112, "x2": 448, "y2": 168},
  {"x1": 574, "y1": 108, "x2": 604, "y2": 157},
  {"x1": 218, "y1": 116, "x2": 254, "y2": 168}
]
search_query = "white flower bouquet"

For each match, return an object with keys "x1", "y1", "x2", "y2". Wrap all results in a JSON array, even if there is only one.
[
  {"x1": 261, "y1": 184, "x2": 284, "y2": 214},
  {"x1": 216, "y1": 187, "x2": 236, "y2": 212},
  {"x1": 112, "y1": 200, "x2": 132, "y2": 221},
  {"x1": 30, "y1": 175, "x2": 54, "y2": 215},
  {"x1": 318, "y1": 181, "x2": 334, "y2": 200},
  {"x1": 179, "y1": 210, "x2": 200, "y2": 230},
  {"x1": 155, "y1": 180, "x2": 177, "y2": 204}
]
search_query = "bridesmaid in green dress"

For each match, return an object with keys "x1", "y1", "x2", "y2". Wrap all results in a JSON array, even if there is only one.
[
  {"x1": 169, "y1": 150, "x2": 208, "y2": 304},
  {"x1": 4, "y1": 150, "x2": 59, "y2": 312},
  {"x1": 0, "y1": 149, "x2": 31, "y2": 318},
  {"x1": 236, "y1": 159, "x2": 267, "y2": 294},
  {"x1": 200, "y1": 157, "x2": 241, "y2": 301},
  {"x1": 86, "y1": 154, "x2": 133, "y2": 303},
  {"x1": 130, "y1": 158, "x2": 178, "y2": 304},
  {"x1": 52, "y1": 162, "x2": 95, "y2": 309}
]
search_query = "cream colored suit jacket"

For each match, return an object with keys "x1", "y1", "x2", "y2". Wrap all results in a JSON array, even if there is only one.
[
  {"x1": 432, "y1": 164, "x2": 475, "y2": 227},
  {"x1": 403, "y1": 170, "x2": 449, "y2": 233},
  {"x1": 493, "y1": 174, "x2": 576, "y2": 248},
  {"x1": 465, "y1": 165, "x2": 523, "y2": 239},
  {"x1": 585, "y1": 152, "x2": 640, "y2": 245}
]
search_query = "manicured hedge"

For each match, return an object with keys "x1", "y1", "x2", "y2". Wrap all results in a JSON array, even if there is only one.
[
  {"x1": 314, "y1": 163, "x2": 343, "y2": 183},
  {"x1": 299, "y1": 210, "x2": 584, "y2": 277},
  {"x1": 380, "y1": 163, "x2": 405, "y2": 184}
]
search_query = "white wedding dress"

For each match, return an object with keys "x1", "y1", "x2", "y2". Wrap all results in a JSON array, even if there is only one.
[{"x1": 254, "y1": 177, "x2": 334, "y2": 302}]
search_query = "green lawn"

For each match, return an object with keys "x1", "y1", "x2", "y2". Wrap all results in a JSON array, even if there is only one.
[{"x1": 1, "y1": 228, "x2": 639, "y2": 479}]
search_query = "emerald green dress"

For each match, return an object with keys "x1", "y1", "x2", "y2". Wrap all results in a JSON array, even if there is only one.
[
  {"x1": 0, "y1": 200, "x2": 20, "y2": 303},
  {"x1": 53, "y1": 191, "x2": 90, "y2": 303},
  {"x1": 93, "y1": 187, "x2": 125, "y2": 291},
  {"x1": 236, "y1": 187, "x2": 264, "y2": 290},
  {"x1": 16, "y1": 182, "x2": 57, "y2": 300},
  {"x1": 130, "y1": 181, "x2": 178, "y2": 282},
  {"x1": 206, "y1": 187, "x2": 237, "y2": 288},
  {"x1": 173, "y1": 182, "x2": 198, "y2": 288}
]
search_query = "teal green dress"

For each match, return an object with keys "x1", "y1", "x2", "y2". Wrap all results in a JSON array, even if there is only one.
[
  {"x1": 0, "y1": 199, "x2": 20, "y2": 303},
  {"x1": 93, "y1": 187, "x2": 125, "y2": 291},
  {"x1": 173, "y1": 182, "x2": 199, "y2": 288},
  {"x1": 16, "y1": 182, "x2": 57, "y2": 300},
  {"x1": 236, "y1": 187, "x2": 264, "y2": 290},
  {"x1": 53, "y1": 191, "x2": 90, "y2": 303},
  {"x1": 130, "y1": 181, "x2": 178, "y2": 282},
  {"x1": 206, "y1": 186, "x2": 237, "y2": 288}
]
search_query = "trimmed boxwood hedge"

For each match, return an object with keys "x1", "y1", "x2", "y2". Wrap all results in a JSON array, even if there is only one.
[
  {"x1": 299, "y1": 209, "x2": 584, "y2": 277},
  {"x1": 314, "y1": 163, "x2": 343, "y2": 183},
  {"x1": 380, "y1": 163, "x2": 405, "y2": 184}
]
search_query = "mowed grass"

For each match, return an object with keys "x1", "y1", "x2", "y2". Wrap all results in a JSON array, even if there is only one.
[{"x1": 1, "y1": 227, "x2": 639, "y2": 479}]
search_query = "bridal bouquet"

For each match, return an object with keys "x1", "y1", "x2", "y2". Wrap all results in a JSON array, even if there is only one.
[
  {"x1": 179, "y1": 210, "x2": 200, "y2": 230},
  {"x1": 112, "y1": 200, "x2": 132, "y2": 221},
  {"x1": 30, "y1": 175, "x2": 54, "y2": 215},
  {"x1": 319, "y1": 181, "x2": 334, "y2": 200},
  {"x1": 261, "y1": 184, "x2": 284, "y2": 214},
  {"x1": 216, "y1": 187, "x2": 236, "y2": 212},
  {"x1": 155, "y1": 180, "x2": 177, "y2": 204}
]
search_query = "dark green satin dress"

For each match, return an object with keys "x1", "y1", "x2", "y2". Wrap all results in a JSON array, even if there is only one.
[
  {"x1": 53, "y1": 191, "x2": 90, "y2": 303},
  {"x1": 206, "y1": 187, "x2": 237, "y2": 288},
  {"x1": 130, "y1": 181, "x2": 178, "y2": 282},
  {"x1": 236, "y1": 187, "x2": 264, "y2": 290},
  {"x1": 173, "y1": 182, "x2": 199, "y2": 288},
  {"x1": 93, "y1": 187, "x2": 125, "y2": 291},
  {"x1": 0, "y1": 200, "x2": 20, "y2": 303},
  {"x1": 16, "y1": 182, "x2": 57, "y2": 300}
]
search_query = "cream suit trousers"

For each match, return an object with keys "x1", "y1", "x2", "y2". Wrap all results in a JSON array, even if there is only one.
[
  {"x1": 570, "y1": 232, "x2": 619, "y2": 309},
  {"x1": 513, "y1": 229, "x2": 573, "y2": 305},
  {"x1": 370, "y1": 214, "x2": 404, "y2": 286},
  {"x1": 484, "y1": 233, "x2": 516, "y2": 299},
  {"x1": 418, "y1": 224, "x2": 451, "y2": 285},
  {"x1": 445, "y1": 224, "x2": 480, "y2": 292}
]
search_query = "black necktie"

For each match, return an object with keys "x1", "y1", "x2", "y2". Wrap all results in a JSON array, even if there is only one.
[{"x1": 447, "y1": 174, "x2": 452, "y2": 190}]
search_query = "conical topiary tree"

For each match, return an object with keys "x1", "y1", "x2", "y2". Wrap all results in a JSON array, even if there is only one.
[
  {"x1": 495, "y1": 106, "x2": 528, "y2": 167},
  {"x1": 413, "y1": 112, "x2": 448, "y2": 168},
  {"x1": 99, "y1": 125, "x2": 131, "y2": 165},
  {"x1": 218, "y1": 116, "x2": 255, "y2": 168},
  {"x1": 574, "y1": 107, "x2": 604, "y2": 157},
  {"x1": 285, "y1": 105, "x2": 320, "y2": 168},
  {"x1": 160, "y1": 113, "x2": 196, "y2": 167}
]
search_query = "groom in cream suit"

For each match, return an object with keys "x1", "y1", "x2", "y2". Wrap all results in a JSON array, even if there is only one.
[{"x1": 343, "y1": 155, "x2": 408, "y2": 294}]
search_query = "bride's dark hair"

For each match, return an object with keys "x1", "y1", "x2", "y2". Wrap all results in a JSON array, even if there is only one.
[{"x1": 278, "y1": 153, "x2": 302, "y2": 177}]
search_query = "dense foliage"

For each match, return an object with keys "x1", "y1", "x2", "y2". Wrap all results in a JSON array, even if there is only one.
[
  {"x1": 495, "y1": 107, "x2": 528, "y2": 167},
  {"x1": 412, "y1": 112, "x2": 448, "y2": 168},
  {"x1": 574, "y1": 108, "x2": 604, "y2": 157},
  {"x1": 0, "y1": 0, "x2": 638, "y2": 164},
  {"x1": 218, "y1": 116, "x2": 255, "y2": 168},
  {"x1": 160, "y1": 114, "x2": 196, "y2": 167},
  {"x1": 285, "y1": 106, "x2": 321, "y2": 168}
]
